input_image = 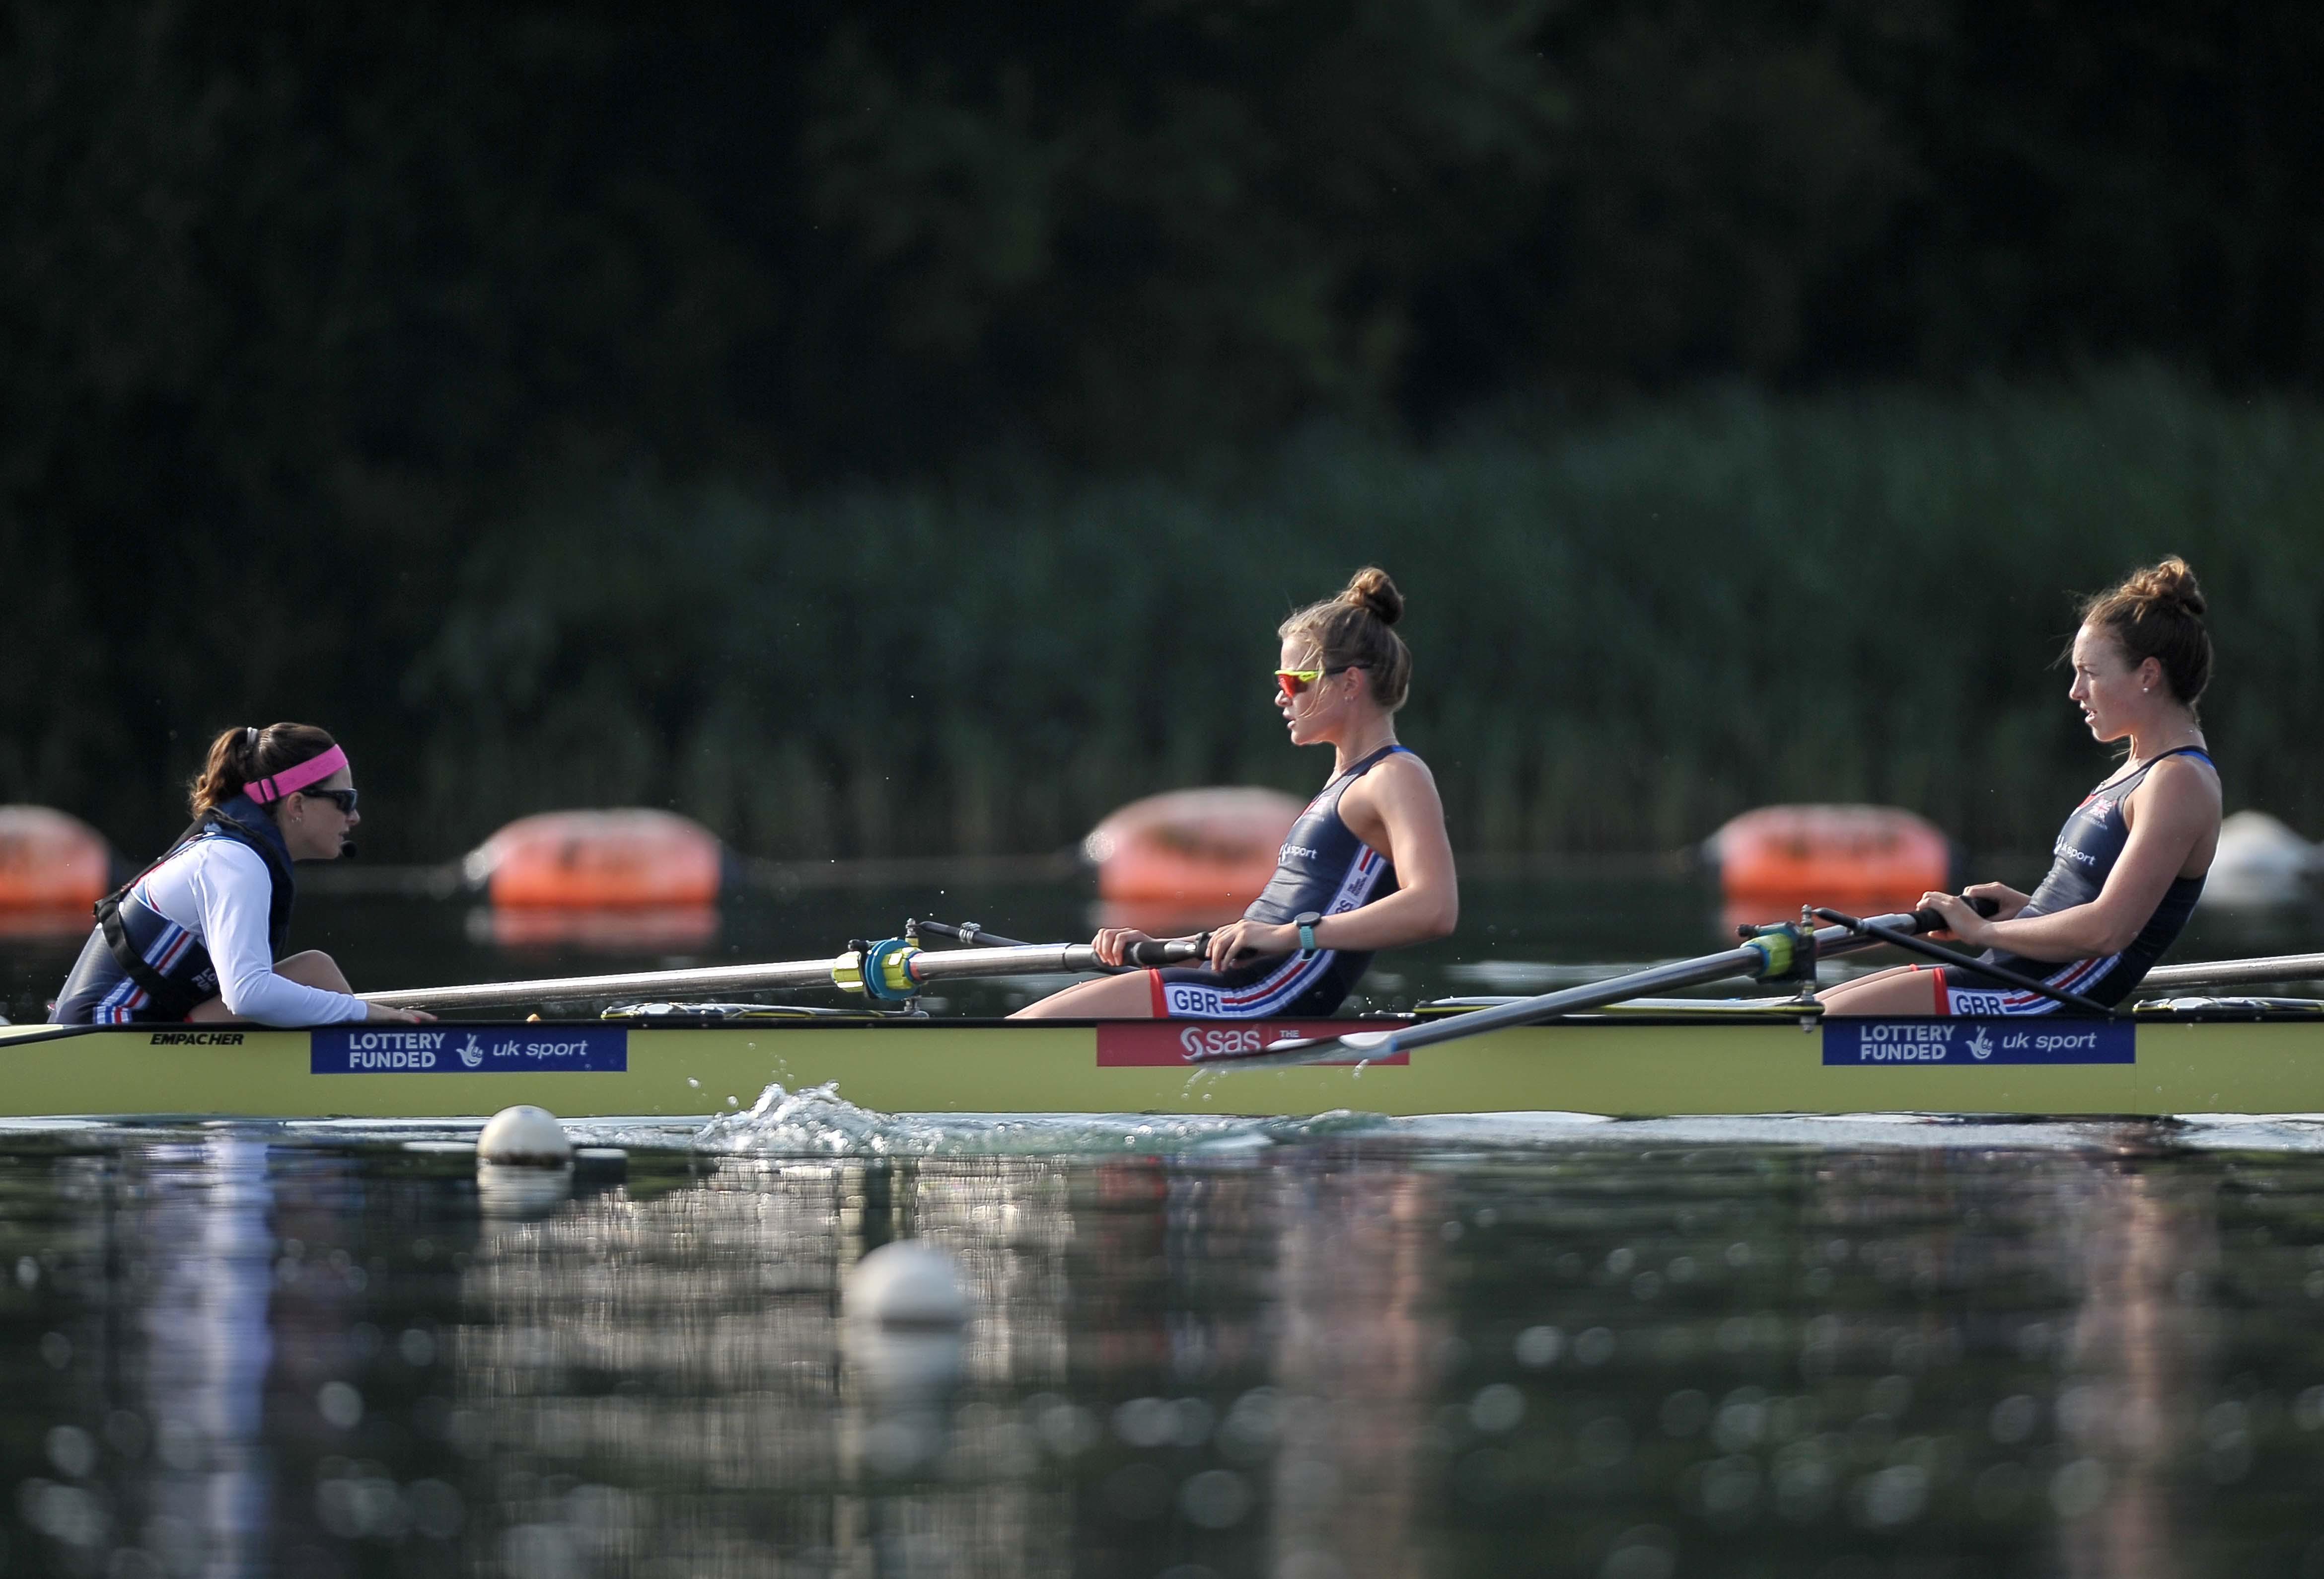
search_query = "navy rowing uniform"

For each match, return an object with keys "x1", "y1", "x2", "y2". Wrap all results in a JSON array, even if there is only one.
[
  {"x1": 1934, "y1": 746, "x2": 2214, "y2": 1016},
  {"x1": 1150, "y1": 745, "x2": 1410, "y2": 1018}
]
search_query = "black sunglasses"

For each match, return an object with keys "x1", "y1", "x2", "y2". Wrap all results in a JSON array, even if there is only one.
[{"x1": 296, "y1": 787, "x2": 359, "y2": 815}]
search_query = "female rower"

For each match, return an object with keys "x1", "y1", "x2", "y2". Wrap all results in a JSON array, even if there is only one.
[
  {"x1": 1820, "y1": 557, "x2": 2221, "y2": 1016},
  {"x1": 1014, "y1": 567, "x2": 1457, "y2": 1020},
  {"x1": 54, "y1": 725, "x2": 434, "y2": 1026}
]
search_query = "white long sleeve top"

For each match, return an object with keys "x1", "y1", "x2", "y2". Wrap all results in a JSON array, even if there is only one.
[{"x1": 133, "y1": 839, "x2": 368, "y2": 1025}]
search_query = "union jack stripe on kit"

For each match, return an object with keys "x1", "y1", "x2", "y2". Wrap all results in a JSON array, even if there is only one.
[
  {"x1": 90, "y1": 884, "x2": 196, "y2": 1024},
  {"x1": 1208, "y1": 845, "x2": 1391, "y2": 1016},
  {"x1": 1941, "y1": 952, "x2": 2122, "y2": 1017}
]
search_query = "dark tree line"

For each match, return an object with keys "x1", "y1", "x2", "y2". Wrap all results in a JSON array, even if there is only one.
[{"x1": 5, "y1": 0, "x2": 2322, "y2": 851}]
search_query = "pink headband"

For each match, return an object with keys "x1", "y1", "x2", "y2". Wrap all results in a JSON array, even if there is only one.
[{"x1": 245, "y1": 745, "x2": 350, "y2": 804}]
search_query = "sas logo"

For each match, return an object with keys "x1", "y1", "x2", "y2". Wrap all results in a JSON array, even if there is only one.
[
  {"x1": 1096, "y1": 1020, "x2": 1408, "y2": 1067},
  {"x1": 1179, "y1": 1025, "x2": 1279, "y2": 1059}
]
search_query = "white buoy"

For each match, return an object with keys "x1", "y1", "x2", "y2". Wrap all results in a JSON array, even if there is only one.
[
  {"x1": 844, "y1": 1240, "x2": 969, "y2": 1328},
  {"x1": 841, "y1": 1241, "x2": 971, "y2": 1475},
  {"x1": 475, "y1": 1162, "x2": 573, "y2": 1219},
  {"x1": 477, "y1": 1105, "x2": 573, "y2": 1166},
  {"x1": 843, "y1": 1241, "x2": 970, "y2": 1403}
]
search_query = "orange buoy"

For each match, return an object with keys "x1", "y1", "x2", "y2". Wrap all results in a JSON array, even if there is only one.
[
  {"x1": 464, "y1": 809, "x2": 724, "y2": 907},
  {"x1": 0, "y1": 806, "x2": 111, "y2": 910},
  {"x1": 1084, "y1": 788, "x2": 1304, "y2": 921},
  {"x1": 1710, "y1": 804, "x2": 1955, "y2": 917}
]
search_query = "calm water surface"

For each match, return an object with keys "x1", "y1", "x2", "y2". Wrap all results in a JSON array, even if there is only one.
[
  {"x1": 8, "y1": 1114, "x2": 2324, "y2": 1577},
  {"x1": 4, "y1": 874, "x2": 2324, "y2": 1576}
]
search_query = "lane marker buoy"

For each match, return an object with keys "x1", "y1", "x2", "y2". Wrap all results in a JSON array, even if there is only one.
[
  {"x1": 477, "y1": 1105, "x2": 573, "y2": 1166},
  {"x1": 843, "y1": 1240, "x2": 970, "y2": 1331}
]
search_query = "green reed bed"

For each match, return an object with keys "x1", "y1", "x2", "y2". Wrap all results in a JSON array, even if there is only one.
[{"x1": 409, "y1": 368, "x2": 2324, "y2": 860}]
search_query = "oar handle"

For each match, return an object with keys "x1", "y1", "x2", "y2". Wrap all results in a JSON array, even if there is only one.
[
  {"x1": 1909, "y1": 895, "x2": 2003, "y2": 930},
  {"x1": 1123, "y1": 935, "x2": 1208, "y2": 967},
  {"x1": 912, "y1": 920, "x2": 1206, "y2": 971}
]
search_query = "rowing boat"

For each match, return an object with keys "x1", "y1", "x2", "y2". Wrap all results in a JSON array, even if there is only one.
[
  {"x1": 1, "y1": 996, "x2": 2320, "y2": 1121},
  {"x1": 7, "y1": 918, "x2": 2322, "y2": 1122}
]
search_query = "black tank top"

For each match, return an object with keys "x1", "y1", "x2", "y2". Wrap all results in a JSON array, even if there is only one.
[
  {"x1": 1982, "y1": 746, "x2": 2213, "y2": 1002},
  {"x1": 1244, "y1": 744, "x2": 1407, "y2": 933}
]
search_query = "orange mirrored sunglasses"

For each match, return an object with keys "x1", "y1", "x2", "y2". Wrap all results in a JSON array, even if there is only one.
[{"x1": 1275, "y1": 665, "x2": 1365, "y2": 701}]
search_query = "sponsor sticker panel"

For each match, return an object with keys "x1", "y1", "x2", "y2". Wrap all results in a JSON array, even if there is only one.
[
  {"x1": 1098, "y1": 1021, "x2": 1408, "y2": 1067},
  {"x1": 1821, "y1": 1018, "x2": 2132, "y2": 1067},
  {"x1": 311, "y1": 1026, "x2": 628, "y2": 1075}
]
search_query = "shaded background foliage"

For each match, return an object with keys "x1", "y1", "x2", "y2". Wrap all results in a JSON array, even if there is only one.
[{"x1": 4, "y1": 0, "x2": 2322, "y2": 858}]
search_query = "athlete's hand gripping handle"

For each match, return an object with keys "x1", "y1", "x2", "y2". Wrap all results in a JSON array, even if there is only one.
[
  {"x1": 1122, "y1": 936, "x2": 1208, "y2": 967},
  {"x1": 1909, "y1": 894, "x2": 2001, "y2": 935}
]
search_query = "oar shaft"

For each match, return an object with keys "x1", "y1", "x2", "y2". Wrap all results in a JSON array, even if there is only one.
[
  {"x1": 2139, "y1": 952, "x2": 2324, "y2": 990},
  {"x1": 1198, "y1": 910, "x2": 1934, "y2": 1069},
  {"x1": 1199, "y1": 906, "x2": 1887, "y2": 1069},
  {"x1": 363, "y1": 937, "x2": 1206, "y2": 1012},
  {"x1": 363, "y1": 957, "x2": 844, "y2": 1011}
]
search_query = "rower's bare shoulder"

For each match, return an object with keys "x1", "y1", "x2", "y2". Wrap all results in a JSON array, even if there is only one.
[
  {"x1": 1360, "y1": 751, "x2": 1442, "y2": 806},
  {"x1": 1375, "y1": 750, "x2": 1439, "y2": 788},
  {"x1": 2146, "y1": 752, "x2": 2222, "y2": 805},
  {"x1": 2126, "y1": 752, "x2": 2222, "y2": 833}
]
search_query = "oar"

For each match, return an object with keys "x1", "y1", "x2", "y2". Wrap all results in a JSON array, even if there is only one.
[
  {"x1": 2138, "y1": 952, "x2": 2324, "y2": 991},
  {"x1": 1808, "y1": 906, "x2": 2112, "y2": 1015},
  {"x1": 910, "y1": 917, "x2": 1216, "y2": 977},
  {"x1": 1191, "y1": 902, "x2": 1988, "y2": 1070},
  {"x1": 360, "y1": 935, "x2": 1202, "y2": 1013}
]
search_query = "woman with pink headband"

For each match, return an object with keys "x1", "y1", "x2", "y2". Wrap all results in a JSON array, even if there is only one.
[{"x1": 53, "y1": 724, "x2": 434, "y2": 1026}]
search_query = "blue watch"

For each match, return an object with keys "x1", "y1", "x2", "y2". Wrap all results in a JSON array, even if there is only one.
[{"x1": 1295, "y1": 911, "x2": 1323, "y2": 955}]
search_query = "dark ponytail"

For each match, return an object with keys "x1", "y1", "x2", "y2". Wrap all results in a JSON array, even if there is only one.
[
  {"x1": 190, "y1": 723, "x2": 339, "y2": 819},
  {"x1": 2077, "y1": 556, "x2": 2213, "y2": 707}
]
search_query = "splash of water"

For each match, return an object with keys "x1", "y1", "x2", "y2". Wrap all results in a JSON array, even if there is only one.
[{"x1": 688, "y1": 1080, "x2": 1397, "y2": 1157}]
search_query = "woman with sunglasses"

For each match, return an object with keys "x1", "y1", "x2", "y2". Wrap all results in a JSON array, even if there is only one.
[
  {"x1": 54, "y1": 724, "x2": 434, "y2": 1026},
  {"x1": 1015, "y1": 567, "x2": 1457, "y2": 1020}
]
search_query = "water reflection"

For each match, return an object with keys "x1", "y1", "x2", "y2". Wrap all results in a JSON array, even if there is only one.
[{"x1": 14, "y1": 1129, "x2": 2324, "y2": 1574}]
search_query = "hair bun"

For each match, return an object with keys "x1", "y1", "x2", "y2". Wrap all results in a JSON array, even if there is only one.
[
  {"x1": 1342, "y1": 566, "x2": 1403, "y2": 626},
  {"x1": 2129, "y1": 555, "x2": 2206, "y2": 618}
]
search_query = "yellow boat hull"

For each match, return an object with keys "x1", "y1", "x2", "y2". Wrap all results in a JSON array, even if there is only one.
[{"x1": 0, "y1": 1010, "x2": 2319, "y2": 1119}]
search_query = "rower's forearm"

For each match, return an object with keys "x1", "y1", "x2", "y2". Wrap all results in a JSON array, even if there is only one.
[
  {"x1": 1980, "y1": 905, "x2": 2134, "y2": 962},
  {"x1": 1317, "y1": 890, "x2": 1457, "y2": 953}
]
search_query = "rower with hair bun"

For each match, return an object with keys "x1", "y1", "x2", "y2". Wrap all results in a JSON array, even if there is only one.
[
  {"x1": 1015, "y1": 567, "x2": 1458, "y2": 1020},
  {"x1": 53, "y1": 724, "x2": 434, "y2": 1026},
  {"x1": 1822, "y1": 556, "x2": 2223, "y2": 1017}
]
